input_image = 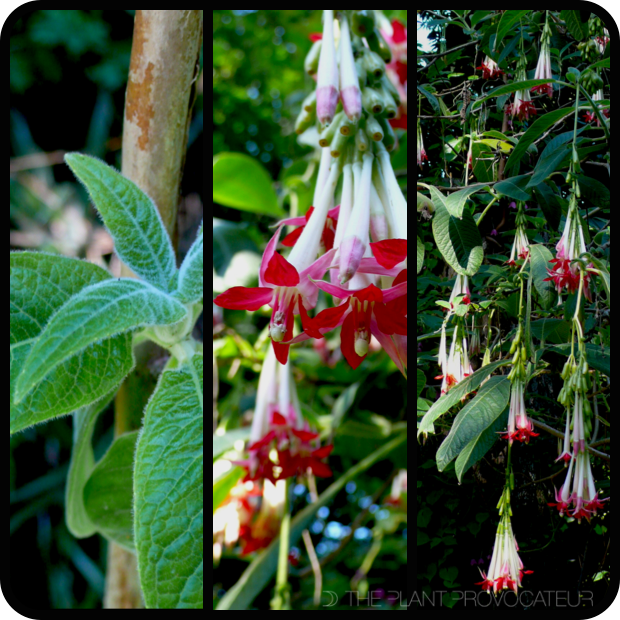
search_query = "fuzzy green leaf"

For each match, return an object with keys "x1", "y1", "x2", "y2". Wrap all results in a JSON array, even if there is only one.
[
  {"x1": 65, "y1": 153, "x2": 177, "y2": 292},
  {"x1": 10, "y1": 252, "x2": 134, "y2": 434},
  {"x1": 83, "y1": 431, "x2": 139, "y2": 551},
  {"x1": 135, "y1": 353, "x2": 203, "y2": 609},
  {"x1": 66, "y1": 390, "x2": 117, "y2": 539},
  {"x1": 175, "y1": 227, "x2": 203, "y2": 303},
  {"x1": 14, "y1": 279, "x2": 187, "y2": 404}
]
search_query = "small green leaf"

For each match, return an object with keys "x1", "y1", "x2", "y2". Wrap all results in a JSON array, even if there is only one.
[
  {"x1": 135, "y1": 354, "x2": 203, "y2": 609},
  {"x1": 213, "y1": 152, "x2": 284, "y2": 216},
  {"x1": 213, "y1": 466, "x2": 245, "y2": 514},
  {"x1": 65, "y1": 153, "x2": 177, "y2": 292},
  {"x1": 15, "y1": 279, "x2": 187, "y2": 404},
  {"x1": 175, "y1": 227, "x2": 203, "y2": 303},
  {"x1": 66, "y1": 390, "x2": 117, "y2": 539},
  {"x1": 84, "y1": 431, "x2": 140, "y2": 551}
]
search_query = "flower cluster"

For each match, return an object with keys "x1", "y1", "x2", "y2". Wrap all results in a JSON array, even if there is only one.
[
  {"x1": 435, "y1": 275, "x2": 473, "y2": 395},
  {"x1": 531, "y1": 16, "x2": 554, "y2": 98},
  {"x1": 476, "y1": 55, "x2": 504, "y2": 80},
  {"x1": 476, "y1": 507, "x2": 533, "y2": 594},
  {"x1": 215, "y1": 10, "x2": 408, "y2": 375},
  {"x1": 548, "y1": 355, "x2": 609, "y2": 523},
  {"x1": 234, "y1": 347, "x2": 334, "y2": 485},
  {"x1": 544, "y1": 193, "x2": 593, "y2": 301}
]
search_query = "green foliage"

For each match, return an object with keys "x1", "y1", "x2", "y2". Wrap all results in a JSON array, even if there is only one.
[
  {"x1": 417, "y1": 9, "x2": 610, "y2": 606},
  {"x1": 10, "y1": 155, "x2": 204, "y2": 609}
]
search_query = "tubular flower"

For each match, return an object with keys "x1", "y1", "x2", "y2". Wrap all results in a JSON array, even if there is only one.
[
  {"x1": 476, "y1": 56, "x2": 504, "y2": 80},
  {"x1": 507, "y1": 88, "x2": 537, "y2": 121},
  {"x1": 303, "y1": 271, "x2": 408, "y2": 374},
  {"x1": 417, "y1": 120, "x2": 428, "y2": 166},
  {"x1": 543, "y1": 197, "x2": 593, "y2": 301},
  {"x1": 531, "y1": 19, "x2": 554, "y2": 98},
  {"x1": 339, "y1": 14, "x2": 362, "y2": 122},
  {"x1": 476, "y1": 513, "x2": 533, "y2": 595},
  {"x1": 316, "y1": 10, "x2": 339, "y2": 125}
]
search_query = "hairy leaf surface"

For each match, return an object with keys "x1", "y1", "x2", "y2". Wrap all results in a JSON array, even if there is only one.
[
  {"x1": 175, "y1": 227, "x2": 203, "y2": 303},
  {"x1": 14, "y1": 278, "x2": 187, "y2": 404},
  {"x1": 10, "y1": 252, "x2": 134, "y2": 434},
  {"x1": 135, "y1": 353, "x2": 203, "y2": 609},
  {"x1": 65, "y1": 153, "x2": 177, "y2": 292},
  {"x1": 84, "y1": 431, "x2": 139, "y2": 551},
  {"x1": 66, "y1": 390, "x2": 117, "y2": 539}
]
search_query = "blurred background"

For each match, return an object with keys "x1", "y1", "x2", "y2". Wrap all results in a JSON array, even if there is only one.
[{"x1": 9, "y1": 9, "x2": 203, "y2": 609}]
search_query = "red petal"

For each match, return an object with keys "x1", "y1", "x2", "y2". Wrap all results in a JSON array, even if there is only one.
[
  {"x1": 292, "y1": 429, "x2": 319, "y2": 442},
  {"x1": 214, "y1": 286, "x2": 274, "y2": 311},
  {"x1": 281, "y1": 227, "x2": 304, "y2": 247},
  {"x1": 264, "y1": 252, "x2": 300, "y2": 287},
  {"x1": 370, "y1": 239, "x2": 408, "y2": 269}
]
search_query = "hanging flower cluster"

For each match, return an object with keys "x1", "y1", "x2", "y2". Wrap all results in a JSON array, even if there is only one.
[
  {"x1": 548, "y1": 355, "x2": 609, "y2": 522},
  {"x1": 544, "y1": 191, "x2": 593, "y2": 301},
  {"x1": 215, "y1": 10, "x2": 408, "y2": 376},
  {"x1": 531, "y1": 16, "x2": 554, "y2": 98},
  {"x1": 476, "y1": 489, "x2": 533, "y2": 594},
  {"x1": 435, "y1": 274, "x2": 472, "y2": 395},
  {"x1": 233, "y1": 347, "x2": 334, "y2": 485},
  {"x1": 506, "y1": 202, "x2": 530, "y2": 266},
  {"x1": 476, "y1": 55, "x2": 504, "y2": 80}
]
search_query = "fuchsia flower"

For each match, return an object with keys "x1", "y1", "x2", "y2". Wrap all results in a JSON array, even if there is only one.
[
  {"x1": 506, "y1": 88, "x2": 537, "y2": 121},
  {"x1": 543, "y1": 200, "x2": 593, "y2": 301},
  {"x1": 214, "y1": 223, "x2": 336, "y2": 364},
  {"x1": 584, "y1": 89, "x2": 610, "y2": 126},
  {"x1": 301, "y1": 269, "x2": 407, "y2": 373},
  {"x1": 476, "y1": 56, "x2": 504, "y2": 80},
  {"x1": 476, "y1": 514, "x2": 533, "y2": 594},
  {"x1": 233, "y1": 347, "x2": 334, "y2": 485},
  {"x1": 531, "y1": 34, "x2": 554, "y2": 98},
  {"x1": 501, "y1": 377, "x2": 539, "y2": 444},
  {"x1": 417, "y1": 121, "x2": 428, "y2": 167}
]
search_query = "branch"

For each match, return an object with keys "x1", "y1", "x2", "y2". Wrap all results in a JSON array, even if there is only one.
[
  {"x1": 531, "y1": 418, "x2": 610, "y2": 462},
  {"x1": 418, "y1": 40, "x2": 477, "y2": 59}
]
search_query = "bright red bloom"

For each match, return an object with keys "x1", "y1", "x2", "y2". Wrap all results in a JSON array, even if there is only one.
[
  {"x1": 301, "y1": 270, "x2": 407, "y2": 373},
  {"x1": 214, "y1": 224, "x2": 336, "y2": 364}
]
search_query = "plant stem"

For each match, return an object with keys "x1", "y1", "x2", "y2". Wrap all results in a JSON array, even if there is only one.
[
  {"x1": 272, "y1": 478, "x2": 292, "y2": 610},
  {"x1": 104, "y1": 10, "x2": 203, "y2": 609}
]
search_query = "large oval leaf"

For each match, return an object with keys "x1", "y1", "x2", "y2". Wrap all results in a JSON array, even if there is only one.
[
  {"x1": 10, "y1": 252, "x2": 134, "y2": 434},
  {"x1": 135, "y1": 354, "x2": 203, "y2": 609},
  {"x1": 14, "y1": 279, "x2": 187, "y2": 404}
]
